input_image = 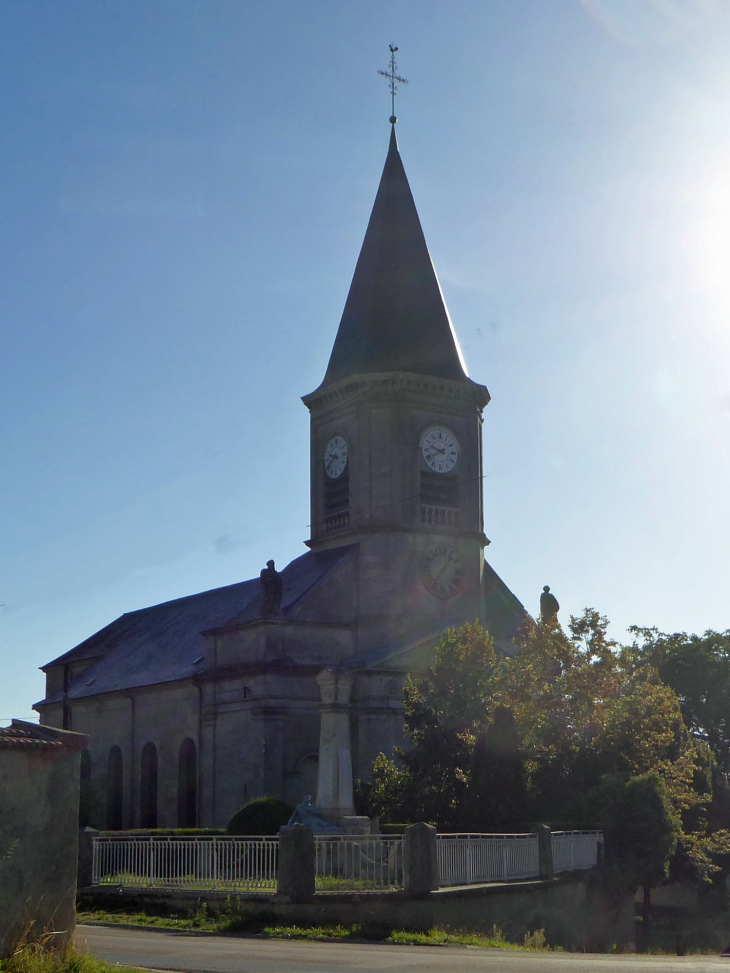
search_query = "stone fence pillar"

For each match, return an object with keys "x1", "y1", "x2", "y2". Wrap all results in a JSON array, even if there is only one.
[
  {"x1": 277, "y1": 824, "x2": 315, "y2": 901},
  {"x1": 535, "y1": 824, "x2": 554, "y2": 879},
  {"x1": 404, "y1": 822, "x2": 439, "y2": 896},
  {"x1": 77, "y1": 827, "x2": 99, "y2": 888}
]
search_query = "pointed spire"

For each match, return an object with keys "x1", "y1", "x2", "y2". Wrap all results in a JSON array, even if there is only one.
[{"x1": 322, "y1": 126, "x2": 468, "y2": 386}]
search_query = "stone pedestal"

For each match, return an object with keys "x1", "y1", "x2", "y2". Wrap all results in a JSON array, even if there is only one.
[
  {"x1": 340, "y1": 815, "x2": 371, "y2": 835},
  {"x1": 315, "y1": 669, "x2": 355, "y2": 818}
]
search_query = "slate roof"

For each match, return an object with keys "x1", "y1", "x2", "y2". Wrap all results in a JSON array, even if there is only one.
[
  {"x1": 482, "y1": 559, "x2": 527, "y2": 652},
  {"x1": 322, "y1": 125, "x2": 469, "y2": 386},
  {"x1": 38, "y1": 545, "x2": 356, "y2": 706}
]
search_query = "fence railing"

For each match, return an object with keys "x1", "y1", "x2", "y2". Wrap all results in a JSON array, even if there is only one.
[
  {"x1": 437, "y1": 833, "x2": 540, "y2": 887},
  {"x1": 90, "y1": 828, "x2": 602, "y2": 893},
  {"x1": 552, "y1": 831, "x2": 603, "y2": 874},
  {"x1": 314, "y1": 835, "x2": 404, "y2": 890},
  {"x1": 92, "y1": 835, "x2": 278, "y2": 890}
]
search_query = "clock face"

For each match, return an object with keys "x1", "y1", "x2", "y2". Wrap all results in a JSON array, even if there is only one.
[
  {"x1": 420, "y1": 545, "x2": 463, "y2": 599},
  {"x1": 324, "y1": 435, "x2": 348, "y2": 479},
  {"x1": 421, "y1": 426, "x2": 459, "y2": 474}
]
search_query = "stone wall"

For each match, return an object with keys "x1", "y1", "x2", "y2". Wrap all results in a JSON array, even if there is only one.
[
  {"x1": 80, "y1": 870, "x2": 634, "y2": 952},
  {"x1": 0, "y1": 721, "x2": 88, "y2": 957}
]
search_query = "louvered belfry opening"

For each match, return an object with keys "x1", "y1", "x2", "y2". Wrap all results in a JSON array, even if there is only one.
[
  {"x1": 420, "y1": 470, "x2": 460, "y2": 528},
  {"x1": 324, "y1": 463, "x2": 349, "y2": 531}
]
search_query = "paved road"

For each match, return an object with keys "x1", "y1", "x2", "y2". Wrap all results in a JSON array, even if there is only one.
[{"x1": 76, "y1": 924, "x2": 730, "y2": 973}]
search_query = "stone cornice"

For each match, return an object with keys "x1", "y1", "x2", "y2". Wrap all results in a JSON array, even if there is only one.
[{"x1": 302, "y1": 370, "x2": 490, "y2": 414}]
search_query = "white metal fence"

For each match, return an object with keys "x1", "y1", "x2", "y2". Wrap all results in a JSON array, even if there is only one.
[
  {"x1": 553, "y1": 831, "x2": 603, "y2": 874},
  {"x1": 91, "y1": 829, "x2": 602, "y2": 893},
  {"x1": 437, "y1": 833, "x2": 540, "y2": 887},
  {"x1": 314, "y1": 835, "x2": 404, "y2": 890},
  {"x1": 92, "y1": 836, "x2": 278, "y2": 890}
]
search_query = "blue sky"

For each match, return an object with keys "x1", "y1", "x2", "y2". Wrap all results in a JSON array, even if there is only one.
[{"x1": 1, "y1": 0, "x2": 729, "y2": 721}]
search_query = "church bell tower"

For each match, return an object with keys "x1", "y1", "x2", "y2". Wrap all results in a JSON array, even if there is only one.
[{"x1": 302, "y1": 122, "x2": 490, "y2": 651}]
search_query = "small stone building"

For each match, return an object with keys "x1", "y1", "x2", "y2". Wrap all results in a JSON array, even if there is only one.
[
  {"x1": 34, "y1": 122, "x2": 525, "y2": 830},
  {"x1": 0, "y1": 721, "x2": 88, "y2": 957}
]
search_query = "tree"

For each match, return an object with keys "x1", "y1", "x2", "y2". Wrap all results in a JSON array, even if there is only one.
[
  {"x1": 359, "y1": 614, "x2": 730, "y2": 886},
  {"x1": 591, "y1": 771, "x2": 677, "y2": 886},
  {"x1": 359, "y1": 623, "x2": 501, "y2": 828},
  {"x1": 466, "y1": 706, "x2": 527, "y2": 831},
  {"x1": 629, "y1": 627, "x2": 730, "y2": 773},
  {"x1": 589, "y1": 771, "x2": 677, "y2": 932}
]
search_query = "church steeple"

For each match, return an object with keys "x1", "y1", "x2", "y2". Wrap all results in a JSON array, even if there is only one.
[{"x1": 322, "y1": 126, "x2": 469, "y2": 387}]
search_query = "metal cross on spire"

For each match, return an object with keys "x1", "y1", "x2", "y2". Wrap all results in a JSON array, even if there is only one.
[{"x1": 378, "y1": 44, "x2": 408, "y2": 124}]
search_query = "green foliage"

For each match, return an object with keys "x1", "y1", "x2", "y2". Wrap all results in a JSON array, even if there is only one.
[
  {"x1": 589, "y1": 772, "x2": 677, "y2": 889},
  {"x1": 360, "y1": 612, "x2": 730, "y2": 885},
  {"x1": 629, "y1": 627, "x2": 730, "y2": 773},
  {"x1": 466, "y1": 707, "x2": 527, "y2": 831},
  {"x1": 78, "y1": 910, "x2": 550, "y2": 950},
  {"x1": 359, "y1": 623, "x2": 505, "y2": 829},
  {"x1": 226, "y1": 796, "x2": 293, "y2": 836}
]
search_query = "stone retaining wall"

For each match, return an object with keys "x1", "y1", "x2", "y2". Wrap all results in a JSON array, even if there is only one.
[{"x1": 79, "y1": 869, "x2": 634, "y2": 951}]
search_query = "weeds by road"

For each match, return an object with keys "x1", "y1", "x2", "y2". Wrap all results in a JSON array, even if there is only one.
[
  {"x1": 77, "y1": 909, "x2": 553, "y2": 950},
  {"x1": 1, "y1": 943, "x2": 142, "y2": 973}
]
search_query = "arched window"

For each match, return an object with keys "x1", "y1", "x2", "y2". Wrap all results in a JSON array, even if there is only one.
[
  {"x1": 178, "y1": 738, "x2": 197, "y2": 828},
  {"x1": 79, "y1": 749, "x2": 92, "y2": 827},
  {"x1": 140, "y1": 742, "x2": 158, "y2": 828},
  {"x1": 106, "y1": 746, "x2": 123, "y2": 830}
]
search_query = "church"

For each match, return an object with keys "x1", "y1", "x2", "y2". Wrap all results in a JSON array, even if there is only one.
[{"x1": 35, "y1": 120, "x2": 525, "y2": 830}]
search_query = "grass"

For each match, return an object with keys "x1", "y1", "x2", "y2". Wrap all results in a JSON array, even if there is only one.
[
  {"x1": 96, "y1": 874, "x2": 276, "y2": 891},
  {"x1": 1, "y1": 926, "x2": 143, "y2": 973},
  {"x1": 266, "y1": 923, "x2": 551, "y2": 949},
  {"x1": 77, "y1": 909, "x2": 554, "y2": 949},
  {"x1": 1, "y1": 948, "x2": 144, "y2": 973}
]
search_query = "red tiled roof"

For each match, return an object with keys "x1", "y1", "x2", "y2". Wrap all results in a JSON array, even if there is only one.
[{"x1": 0, "y1": 721, "x2": 66, "y2": 750}]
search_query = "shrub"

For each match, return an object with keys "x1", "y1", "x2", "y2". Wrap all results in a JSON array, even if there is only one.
[{"x1": 226, "y1": 797, "x2": 293, "y2": 836}]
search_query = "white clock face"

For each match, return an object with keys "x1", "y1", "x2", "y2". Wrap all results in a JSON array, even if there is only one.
[
  {"x1": 324, "y1": 436, "x2": 348, "y2": 479},
  {"x1": 420, "y1": 545, "x2": 463, "y2": 599},
  {"x1": 421, "y1": 426, "x2": 459, "y2": 474}
]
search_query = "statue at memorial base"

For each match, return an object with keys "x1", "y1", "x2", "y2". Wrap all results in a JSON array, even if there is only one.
[{"x1": 287, "y1": 795, "x2": 342, "y2": 832}]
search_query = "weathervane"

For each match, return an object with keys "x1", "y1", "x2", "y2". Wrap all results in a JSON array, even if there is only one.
[{"x1": 378, "y1": 44, "x2": 408, "y2": 124}]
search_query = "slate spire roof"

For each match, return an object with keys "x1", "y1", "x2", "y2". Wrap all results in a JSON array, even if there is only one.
[{"x1": 322, "y1": 125, "x2": 469, "y2": 386}]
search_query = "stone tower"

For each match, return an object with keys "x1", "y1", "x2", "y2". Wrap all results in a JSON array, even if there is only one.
[{"x1": 303, "y1": 124, "x2": 491, "y2": 656}]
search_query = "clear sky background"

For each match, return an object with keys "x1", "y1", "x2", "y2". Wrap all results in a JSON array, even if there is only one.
[{"x1": 1, "y1": 0, "x2": 729, "y2": 722}]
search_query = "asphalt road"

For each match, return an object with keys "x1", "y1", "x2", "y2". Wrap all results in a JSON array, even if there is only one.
[{"x1": 76, "y1": 924, "x2": 730, "y2": 973}]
